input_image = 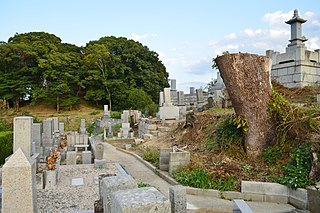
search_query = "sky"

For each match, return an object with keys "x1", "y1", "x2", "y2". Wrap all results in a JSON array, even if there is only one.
[{"x1": 1, "y1": 0, "x2": 320, "y2": 92}]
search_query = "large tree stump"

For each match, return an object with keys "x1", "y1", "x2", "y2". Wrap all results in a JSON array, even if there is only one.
[{"x1": 215, "y1": 53, "x2": 275, "y2": 156}]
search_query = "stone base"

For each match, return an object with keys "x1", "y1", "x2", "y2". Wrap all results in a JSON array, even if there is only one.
[
  {"x1": 44, "y1": 169, "x2": 58, "y2": 190},
  {"x1": 111, "y1": 187, "x2": 170, "y2": 212},
  {"x1": 159, "y1": 105, "x2": 180, "y2": 120},
  {"x1": 94, "y1": 159, "x2": 107, "y2": 168}
]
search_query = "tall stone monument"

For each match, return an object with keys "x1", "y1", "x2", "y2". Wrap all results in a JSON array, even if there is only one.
[
  {"x1": 159, "y1": 88, "x2": 180, "y2": 120},
  {"x1": 13, "y1": 116, "x2": 33, "y2": 156},
  {"x1": 216, "y1": 53, "x2": 275, "y2": 156},
  {"x1": 2, "y1": 148, "x2": 37, "y2": 212},
  {"x1": 266, "y1": 9, "x2": 320, "y2": 88}
]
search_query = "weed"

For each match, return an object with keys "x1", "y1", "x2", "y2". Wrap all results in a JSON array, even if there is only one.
[
  {"x1": 216, "y1": 116, "x2": 244, "y2": 150},
  {"x1": 89, "y1": 111, "x2": 101, "y2": 115},
  {"x1": 277, "y1": 143, "x2": 314, "y2": 189},
  {"x1": 138, "y1": 182, "x2": 151, "y2": 188},
  {"x1": 142, "y1": 147, "x2": 159, "y2": 167}
]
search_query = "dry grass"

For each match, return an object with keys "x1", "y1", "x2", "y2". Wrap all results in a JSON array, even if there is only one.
[{"x1": 0, "y1": 102, "x2": 104, "y2": 131}]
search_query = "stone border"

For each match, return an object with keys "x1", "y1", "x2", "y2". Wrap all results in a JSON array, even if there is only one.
[
  {"x1": 115, "y1": 146, "x2": 311, "y2": 210},
  {"x1": 115, "y1": 147, "x2": 178, "y2": 185}
]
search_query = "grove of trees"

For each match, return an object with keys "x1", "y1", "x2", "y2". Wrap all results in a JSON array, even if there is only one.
[{"x1": 0, "y1": 32, "x2": 169, "y2": 113}]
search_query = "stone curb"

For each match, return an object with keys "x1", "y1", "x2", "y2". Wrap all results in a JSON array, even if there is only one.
[
  {"x1": 114, "y1": 146, "x2": 309, "y2": 211},
  {"x1": 115, "y1": 147, "x2": 179, "y2": 185}
]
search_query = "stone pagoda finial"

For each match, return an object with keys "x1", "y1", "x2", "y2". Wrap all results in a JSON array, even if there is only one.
[{"x1": 285, "y1": 9, "x2": 307, "y2": 47}]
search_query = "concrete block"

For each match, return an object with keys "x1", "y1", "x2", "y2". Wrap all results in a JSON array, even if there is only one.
[
  {"x1": 169, "y1": 152, "x2": 190, "y2": 162},
  {"x1": 264, "y1": 194, "x2": 288, "y2": 203},
  {"x1": 170, "y1": 185, "x2": 186, "y2": 213},
  {"x1": 44, "y1": 169, "x2": 58, "y2": 190},
  {"x1": 111, "y1": 187, "x2": 170, "y2": 213},
  {"x1": 82, "y1": 151, "x2": 92, "y2": 164},
  {"x1": 148, "y1": 124, "x2": 158, "y2": 131},
  {"x1": 94, "y1": 159, "x2": 107, "y2": 168},
  {"x1": 289, "y1": 188, "x2": 308, "y2": 210},
  {"x1": 102, "y1": 174, "x2": 137, "y2": 213},
  {"x1": 307, "y1": 187, "x2": 320, "y2": 213},
  {"x1": 66, "y1": 151, "x2": 77, "y2": 165},
  {"x1": 242, "y1": 193, "x2": 264, "y2": 202},
  {"x1": 221, "y1": 191, "x2": 244, "y2": 200},
  {"x1": 185, "y1": 187, "x2": 221, "y2": 198},
  {"x1": 241, "y1": 181, "x2": 288, "y2": 196}
]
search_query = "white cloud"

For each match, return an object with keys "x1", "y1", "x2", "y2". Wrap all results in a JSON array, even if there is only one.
[
  {"x1": 225, "y1": 33, "x2": 237, "y2": 40},
  {"x1": 208, "y1": 10, "x2": 320, "y2": 57},
  {"x1": 242, "y1": 28, "x2": 262, "y2": 37},
  {"x1": 129, "y1": 33, "x2": 157, "y2": 42}
]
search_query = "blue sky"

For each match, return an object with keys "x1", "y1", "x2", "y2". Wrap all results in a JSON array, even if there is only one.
[{"x1": 1, "y1": 0, "x2": 319, "y2": 92}]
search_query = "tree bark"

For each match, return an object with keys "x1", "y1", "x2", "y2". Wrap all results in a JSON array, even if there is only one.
[{"x1": 216, "y1": 53, "x2": 275, "y2": 156}]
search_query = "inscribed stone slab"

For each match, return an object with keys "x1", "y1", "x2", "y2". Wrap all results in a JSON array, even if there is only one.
[{"x1": 13, "y1": 116, "x2": 33, "y2": 156}]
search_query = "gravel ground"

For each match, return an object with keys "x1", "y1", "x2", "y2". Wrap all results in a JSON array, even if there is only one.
[{"x1": 37, "y1": 164, "x2": 120, "y2": 213}]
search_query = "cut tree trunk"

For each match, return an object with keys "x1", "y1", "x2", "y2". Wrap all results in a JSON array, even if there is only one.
[{"x1": 215, "y1": 53, "x2": 275, "y2": 156}]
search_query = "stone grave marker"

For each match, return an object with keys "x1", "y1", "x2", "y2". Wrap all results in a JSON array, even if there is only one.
[
  {"x1": 2, "y1": 148, "x2": 37, "y2": 213},
  {"x1": 13, "y1": 116, "x2": 33, "y2": 156}
]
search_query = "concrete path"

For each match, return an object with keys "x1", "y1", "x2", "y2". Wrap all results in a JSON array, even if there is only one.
[{"x1": 99, "y1": 136, "x2": 298, "y2": 213}]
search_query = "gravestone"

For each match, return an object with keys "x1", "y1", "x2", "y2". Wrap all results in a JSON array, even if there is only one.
[
  {"x1": 121, "y1": 110, "x2": 129, "y2": 123},
  {"x1": 32, "y1": 123, "x2": 42, "y2": 155},
  {"x1": 42, "y1": 118, "x2": 53, "y2": 147},
  {"x1": 59, "y1": 122, "x2": 64, "y2": 135},
  {"x1": 177, "y1": 91, "x2": 185, "y2": 106},
  {"x1": 52, "y1": 117, "x2": 59, "y2": 132},
  {"x1": 190, "y1": 87, "x2": 195, "y2": 95},
  {"x1": 66, "y1": 151, "x2": 77, "y2": 165},
  {"x1": 196, "y1": 89, "x2": 204, "y2": 103},
  {"x1": 96, "y1": 143, "x2": 104, "y2": 160},
  {"x1": 163, "y1": 88, "x2": 172, "y2": 106},
  {"x1": 13, "y1": 116, "x2": 33, "y2": 156},
  {"x1": 216, "y1": 53, "x2": 275, "y2": 155},
  {"x1": 120, "y1": 123, "x2": 130, "y2": 139},
  {"x1": 108, "y1": 122, "x2": 113, "y2": 137},
  {"x1": 159, "y1": 88, "x2": 180, "y2": 120},
  {"x1": 82, "y1": 151, "x2": 92, "y2": 164},
  {"x1": 2, "y1": 148, "x2": 37, "y2": 212},
  {"x1": 104, "y1": 105, "x2": 111, "y2": 119},
  {"x1": 159, "y1": 91, "x2": 164, "y2": 107},
  {"x1": 80, "y1": 119, "x2": 86, "y2": 134}
]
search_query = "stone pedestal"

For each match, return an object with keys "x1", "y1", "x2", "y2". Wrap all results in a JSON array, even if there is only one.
[{"x1": 159, "y1": 106, "x2": 180, "y2": 121}]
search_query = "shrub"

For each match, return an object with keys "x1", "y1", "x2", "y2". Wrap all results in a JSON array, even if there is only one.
[
  {"x1": 277, "y1": 144, "x2": 314, "y2": 189},
  {"x1": 0, "y1": 120, "x2": 11, "y2": 131},
  {"x1": 0, "y1": 131, "x2": 13, "y2": 164},
  {"x1": 111, "y1": 111, "x2": 121, "y2": 119},
  {"x1": 174, "y1": 167, "x2": 236, "y2": 191},
  {"x1": 142, "y1": 147, "x2": 159, "y2": 167},
  {"x1": 216, "y1": 116, "x2": 244, "y2": 150},
  {"x1": 175, "y1": 168, "x2": 213, "y2": 189}
]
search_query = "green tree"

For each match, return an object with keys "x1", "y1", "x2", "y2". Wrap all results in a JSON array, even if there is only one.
[{"x1": 0, "y1": 43, "x2": 38, "y2": 111}]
